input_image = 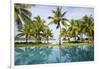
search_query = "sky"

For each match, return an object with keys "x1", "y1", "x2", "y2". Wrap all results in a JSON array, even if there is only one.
[{"x1": 15, "y1": 4, "x2": 94, "y2": 40}]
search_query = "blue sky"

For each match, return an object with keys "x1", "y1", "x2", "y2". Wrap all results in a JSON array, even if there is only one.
[{"x1": 15, "y1": 5, "x2": 94, "y2": 40}]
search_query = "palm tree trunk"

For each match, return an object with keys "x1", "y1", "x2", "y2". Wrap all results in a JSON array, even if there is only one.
[
  {"x1": 26, "y1": 34, "x2": 28, "y2": 43},
  {"x1": 25, "y1": 34, "x2": 28, "y2": 51},
  {"x1": 47, "y1": 37, "x2": 49, "y2": 43},
  {"x1": 59, "y1": 25, "x2": 61, "y2": 46},
  {"x1": 36, "y1": 35, "x2": 40, "y2": 43}
]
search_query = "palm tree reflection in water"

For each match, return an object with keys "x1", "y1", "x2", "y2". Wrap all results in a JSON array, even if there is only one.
[
  {"x1": 15, "y1": 46, "x2": 94, "y2": 65},
  {"x1": 59, "y1": 46, "x2": 94, "y2": 62},
  {"x1": 15, "y1": 47, "x2": 53, "y2": 65}
]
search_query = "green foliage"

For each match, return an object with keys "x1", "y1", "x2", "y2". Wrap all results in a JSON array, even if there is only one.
[
  {"x1": 61, "y1": 15, "x2": 94, "y2": 43},
  {"x1": 48, "y1": 7, "x2": 68, "y2": 45},
  {"x1": 15, "y1": 15, "x2": 53, "y2": 43},
  {"x1": 14, "y1": 4, "x2": 94, "y2": 45},
  {"x1": 14, "y1": 3, "x2": 32, "y2": 30}
]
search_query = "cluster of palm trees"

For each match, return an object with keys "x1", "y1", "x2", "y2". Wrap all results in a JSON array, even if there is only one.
[
  {"x1": 14, "y1": 3, "x2": 94, "y2": 45},
  {"x1": 15, "y1": 4, "x2": 53, "y2": 43},
  {"x1": 60, "y1": 15, "x2": 94, "y2": 43},
  {"x1": 15, "y1": 15, "x2": 53, "y2": 43}
]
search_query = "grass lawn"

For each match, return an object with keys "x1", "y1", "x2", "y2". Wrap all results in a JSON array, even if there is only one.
[{"x1": 15, "y1": 42, "x2": 94, "y2": 48}]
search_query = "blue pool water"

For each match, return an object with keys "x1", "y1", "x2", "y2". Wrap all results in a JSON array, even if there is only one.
[{"x1": 15, "y1": 45, "x2": 94, "y2": 65}]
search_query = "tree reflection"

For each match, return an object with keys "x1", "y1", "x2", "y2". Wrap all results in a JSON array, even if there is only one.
[
  {"x1": 15, "y1": 46, "x2": 53, "y2": 65},
  {"x1": 59, "y1": 46, "x2": 94, "y2": 62},
  {"x1": 15, "y1": 46, "x2": 94, "y2": 65}
]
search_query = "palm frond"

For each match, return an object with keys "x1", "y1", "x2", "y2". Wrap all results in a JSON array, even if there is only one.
[
  {"x1": 21, "y1": 8, "x2": 32, "y2": 17},
  {"x1": 15, "y1": 33, "x2": 25, "y2": 39},
  {"x1": 48, "y1": 16, "x2": 54, "y2": 19},
  {"x1": 62, "y1": 12, "x2": 67, "y2": 17},
  {"x1": 48, "y1": 20, "x2": 54, "y2": 25},
  {"x1": 21, "y1": 12, "x2": 32, "y2": 24}
]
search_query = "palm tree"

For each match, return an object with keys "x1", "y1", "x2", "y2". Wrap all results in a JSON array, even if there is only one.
[
  {"x1": 60, "y1": 28, "x2": 67, "y2": 40},
  {"x1": 48, "y1": 7, "x2": 68, "y2": 45},
  {"x1": 14, "y1": 3, "x2": 32, "y2": 30},
  {"x1": 43, "y1": 26, "x2": 53, "y2": 43},
  {"x1": 81, "y1": 15, "x2": 94, "y2": 43},
  {"x1": 68, "y1": 19, "x2": 81, "y2": 42},
  {"x1": 15, "y1": 22, "x2": 33, "y2": 43},
  {"x1": 32, "y1": 16, "x2": 46, "y2": 43},
  {"x1": 61, "y1": 28, "x2": 68, "y2": 40},
  {"x1": 60, "y1": 28, "x2": 71, "y2": 42}
]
